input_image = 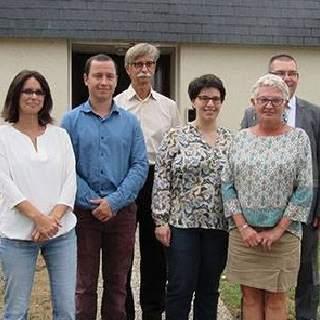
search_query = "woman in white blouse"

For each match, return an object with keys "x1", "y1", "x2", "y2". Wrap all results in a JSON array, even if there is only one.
[{"x1": 0, "y1": 70, "x2": 77, "y2": 319}]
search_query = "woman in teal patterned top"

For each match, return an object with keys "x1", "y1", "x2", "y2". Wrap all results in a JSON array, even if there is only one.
[
  {"x1": 222, "y1": 74, "x2": 313, "y2": 320},
  {"x1": 152, "y1": 74, "x2": 232, "y2": 320}
]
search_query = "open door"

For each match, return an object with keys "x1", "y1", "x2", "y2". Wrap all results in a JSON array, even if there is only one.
[{"x1": 72, "y1": 46, "x2": 174, "y2": 109}]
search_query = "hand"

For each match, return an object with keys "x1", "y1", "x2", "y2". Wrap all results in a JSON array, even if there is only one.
[
  {"x1": 313, "y1": 216, "x2": 320, "y2": 229},
  {"x1": 32, "y1": 230, "x2": 50, "y2": 242},
  {"x1": 91, "y1": 198, "x2": 113, "y2": 222},
  {"x1": 259, "y1": 227, "x2": 284, "y2": 250},
  {"x1": 239, "y1": 226, "x2": 261, "y2": 248},
  {"x1": 48, "y1": 204, "x2": 69, "y2": 223},
  {"x1": 32, "y1": 214, "x2": 61, "y2": 242},
  {"x1": 155, "y1": 226, "x2": 171, "y2": 247}
]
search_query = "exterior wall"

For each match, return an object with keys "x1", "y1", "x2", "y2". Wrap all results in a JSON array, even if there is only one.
[
  {"x1": 1, "y1": 39, "x2": 319, "y2": 130},
  {"x1": 178, "y1": 44, "x2": 320, "y2": 129},
  {"x1": 0, "y1": 38, "x2": 69, "y2": 123}
]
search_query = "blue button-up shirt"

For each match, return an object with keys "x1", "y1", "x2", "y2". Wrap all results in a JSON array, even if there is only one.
[{"x1": 61, "y1": 100, "x2": 149, "y2": 213}]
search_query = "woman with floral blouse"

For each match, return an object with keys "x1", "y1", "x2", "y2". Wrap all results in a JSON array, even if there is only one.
[
  {"x1": 152, "y1": 74, "x2": 232, "y2": 320},
  {"x1": 221, "y1": 74, "x2": 312, "y2": 320}
]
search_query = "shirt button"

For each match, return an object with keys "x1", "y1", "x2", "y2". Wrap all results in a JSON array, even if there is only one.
[
  {"x1": 100, "y1": 170, "x2": 104, "y2": 174},
  {"x1": 101, "y1": 136, "x2": 104, "y2": 140}
]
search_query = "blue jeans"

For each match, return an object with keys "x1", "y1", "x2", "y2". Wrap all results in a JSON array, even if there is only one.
[
  {"x1": 0, "y1": 229, "x2": 77, "y2": 320},
  {"x1": 166, "y1": 227, "x2": 228, "y2": 320}
]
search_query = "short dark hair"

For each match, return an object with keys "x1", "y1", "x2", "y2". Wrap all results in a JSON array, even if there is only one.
[
  {"x1": 188, "y1": 74, "x2": 226, "y2": 102},
  {"x1": 84, "y1": 54, "x2": 117, "y2": 75},
  {"x1": 268, "y1": 54, "x2": 297, "y2": 70},
  {"x1": 2, "y1": 70, "x2": 53, "y2": 125}
]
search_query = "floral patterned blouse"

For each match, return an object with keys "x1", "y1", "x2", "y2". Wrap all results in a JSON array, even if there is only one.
[
  {"x1": 221, "y1": 128, "x2": 313, "y2": 238},
  {"x1": 152, "y1": 123, "x2": 233, "y2": 230}
]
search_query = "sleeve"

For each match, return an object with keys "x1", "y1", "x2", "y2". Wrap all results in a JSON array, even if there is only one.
[
  {"x1": 57, "y1": 130, "x2": 76, "y2": 210},
  {"x1": 0, "y1": 137, "x2": 26, "y2": 209},
  {"x1": 151, "y1": 129, "x2": 177, "y2": 226},
  {"x1": 221, "y1": 139, "x2": 243, "y2": 218},
  {"x1": 240, "y1": 107, "x2": 254, "y2": 129},
  {"x1": 74, "y1": 176, "x2": 101, "y2": 209},
  {"x1": 105, "y1": 118, "x2": 149, "y2": 212},
  {"x1": 61, "y1": 113, "x2": 100, "y2": 210},
  {"x1": 283, "y1": 130, "x2": 313, "y2": 222}
]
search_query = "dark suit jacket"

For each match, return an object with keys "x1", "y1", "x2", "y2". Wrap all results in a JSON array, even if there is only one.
[{"x1": 241, "y1": 97, "x2": 320, "y2": 222}]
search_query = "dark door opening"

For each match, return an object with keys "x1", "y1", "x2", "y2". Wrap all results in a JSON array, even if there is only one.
[{"x1": 72, "y1": 51, "x2": 172, "y2": 108}]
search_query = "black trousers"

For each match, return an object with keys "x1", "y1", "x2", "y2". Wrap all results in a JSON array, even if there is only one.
[
  {"x1": 126, "y1": 165, "x2": 166, "y2": 320},
  {"x1": 165, "y1": 227, "x2": 228, "y2": 320},
  {"x1": 295, "y1": 223, "x2": 319, "y2": 320}
]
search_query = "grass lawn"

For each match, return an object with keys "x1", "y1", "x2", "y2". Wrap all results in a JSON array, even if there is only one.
[{"x1": 219, "y1": 276, "x2": 296, "y2": 319}]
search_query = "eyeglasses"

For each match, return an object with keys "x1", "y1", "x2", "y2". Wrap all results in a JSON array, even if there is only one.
[
  {"x1": 270, "y1": 71, "x2": 299, "y2": 78},
  {"x1": 256, "y1": 97, "x2": 285, "y2": 107},
  {"x1": 197, "y1": 95, "x2": 221, "y2": 104},
  {"x1": 21, "y1": 89, "x2": 45, "y2": 96},
  {"x1": 131, "y1": 61, "x2": 155, "y2": 69}
]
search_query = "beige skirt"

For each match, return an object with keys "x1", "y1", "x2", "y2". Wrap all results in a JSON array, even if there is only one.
[{"x1": 226, "y1": 229, "x2": 300, "y2": 292}]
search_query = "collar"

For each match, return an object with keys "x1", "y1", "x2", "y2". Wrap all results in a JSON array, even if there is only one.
[
  {"x1": 81, "y1": 99, "x2": 120, "y2": 115},
  {"x1": 126, "y1": 84, "x2": 158, "y2": 101}
]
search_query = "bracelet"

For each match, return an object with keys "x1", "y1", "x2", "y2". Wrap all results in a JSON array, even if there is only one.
[{"x1": 238, "y1": 223, "x2": 248, "y2": 232}]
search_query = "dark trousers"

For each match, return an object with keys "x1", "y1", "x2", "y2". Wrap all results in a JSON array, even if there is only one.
[
  {"x1": 126, "y1": 165, "x2": 166, "y2": 320},
  {"x1": 165, "y1": 227, "x2": 228, "y2": 320},
  {"x1": 75, "y1": 204, "x2": 137, "y2": 320},
  {"x1": 295, "y1": 223, "x2": 319, "y2": 320}
]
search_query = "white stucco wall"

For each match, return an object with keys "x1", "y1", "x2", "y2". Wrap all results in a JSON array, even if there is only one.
[
  {"x1": 178, "y1": 44, "x2": 320, "y2": 129},
  {"x1": 0, "y1": 38, "x2": 69, "y2": 123},
  {"x1": 1, "y1": 39, "x2": 319, "y2": 130}
]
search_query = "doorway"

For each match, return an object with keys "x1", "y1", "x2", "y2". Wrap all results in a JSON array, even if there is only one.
[{"x1": 72, "y1": 45, "x2": 175, "y2": 108}]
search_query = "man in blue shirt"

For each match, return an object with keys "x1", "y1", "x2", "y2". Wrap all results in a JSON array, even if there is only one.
[{"x1": 61, "y1": 54, "x2": 148, "y2": 320}]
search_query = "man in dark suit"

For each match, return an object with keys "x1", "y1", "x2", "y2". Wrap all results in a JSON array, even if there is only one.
[{"x1": 241, "y1": 54, "x2": 320, "y2": 320}]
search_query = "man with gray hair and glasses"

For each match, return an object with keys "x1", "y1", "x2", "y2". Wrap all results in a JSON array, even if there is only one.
[
  {"x1": 241, "y1": 54, "x2": 320, "y2": 320},
  {"x1": 115, "y1": 43, "x2": 181, "y2": 320}
]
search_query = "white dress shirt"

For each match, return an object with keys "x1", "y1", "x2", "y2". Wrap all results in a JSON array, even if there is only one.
[
  {"x1": 286, "y1": 95, "x2": 297, "y2": 127},
  {"x1": 114, "y1": 85, "x2": 181, "y2": 164},
  {"x1": 0, "y1": 124, "x2": 77, "y2": 240}
]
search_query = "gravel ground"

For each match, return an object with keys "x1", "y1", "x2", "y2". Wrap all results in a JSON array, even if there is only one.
[{"x1": 98, "y1": 228, "x2": 233, "y2": 320}]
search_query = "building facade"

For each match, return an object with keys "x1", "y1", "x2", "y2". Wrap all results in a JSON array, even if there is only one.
[{"x1": 1, "y1": 0, "x2": 320, "y2": 128}]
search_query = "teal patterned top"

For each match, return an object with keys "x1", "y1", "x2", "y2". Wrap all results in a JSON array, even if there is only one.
[
  {"x1": 152, "y1": 124, "x2": 233, "y2": 230},
  {"x1": 221, "y1": 128, "x2": 313, "y2": 238}
]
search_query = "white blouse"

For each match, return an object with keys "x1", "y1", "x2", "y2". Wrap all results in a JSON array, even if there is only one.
[{"x1": 0, "y1": 124, "x2": 77, "y2": 240}]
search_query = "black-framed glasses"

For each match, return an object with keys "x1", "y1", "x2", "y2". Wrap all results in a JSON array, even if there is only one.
[
  {"x1": 256, "y1": 97, "x2": 285, "y2": 107},
  {"x1": 270, "y1": 71, "x2": 299, "y2": 78},
  {"x1": 197, "y1": 95, "x2": 221, "y2": 104},
  {"x1": 21, "y1": 88, "x2": 45, "y2": 96},
  {"x1": 131, "y1": 61, "x2": 155, "y2": 69}
]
